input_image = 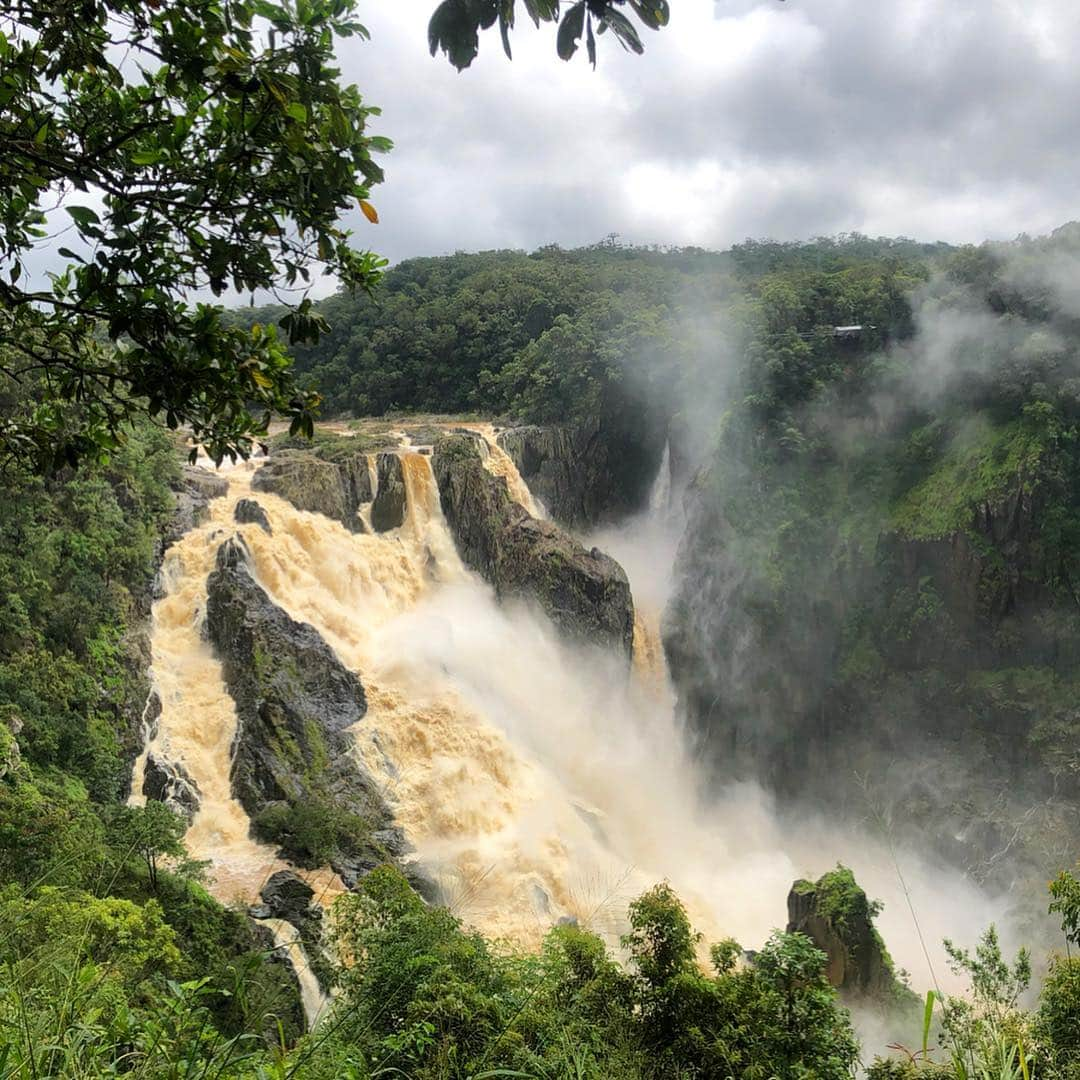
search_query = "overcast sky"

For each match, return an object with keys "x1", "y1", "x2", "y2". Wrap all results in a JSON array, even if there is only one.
[{"x1": 332, "y1": 1, "x2": 1079, "y2": 268}]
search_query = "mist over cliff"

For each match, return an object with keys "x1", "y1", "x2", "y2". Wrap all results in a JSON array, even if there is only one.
[{"x1": 663, "y1": 225, "x2": 1080, "y2": 914}]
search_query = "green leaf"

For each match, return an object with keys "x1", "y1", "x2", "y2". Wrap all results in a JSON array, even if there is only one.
[
  {"x1": 428, "y1": 0, "x2": 480, "y2": 70},
  {"x1": 523, "y1": 0, "x2": 558, "y2": 25},
  {"x1": 627, "y1": 0, "x2": 670, "y2": 30},
  {"x1": 499, "y1": 11, "x2": 512, "y2": 60},
  {"x1": 65, "y1": 205, "x2": 100, "y2": 228},
  {"x1": 556, "y1": 1, "x2": 586, "y2": 60},
  {"x1": 130, "y1": 149, "x2": 163, "y2": 165},
  {"x1": 285, "y1": 101, "x2": 308, "y2": 123},
  {"x1": 600, "y1": 9, "x2": 644, "y2": 54}
]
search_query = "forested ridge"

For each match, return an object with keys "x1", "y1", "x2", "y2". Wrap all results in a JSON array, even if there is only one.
[{"x1": 234, "y1": 234, "x2": 944, "y2": 433}]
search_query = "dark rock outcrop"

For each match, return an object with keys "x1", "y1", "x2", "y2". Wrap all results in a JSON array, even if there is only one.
[
  {"x1": 245, "y1": 918, "x2": 307, "y2": 1038},
  {"x1": 261, "y1": 870, "x2": 324, "y2": 942},
  {"x1": 371, "y1": 452, "x2": 406, "y2": 532},
  {"x1": 235, "y1": 498, "x2": 272, "y2": 533},
  {"x1": 262, "y1": 870, "x2": 316, "y2": 922},
  {"x1": 433, "y1": 434, "x2": 634, "y2": 655},
  {"x1": 251, "y1": 449, "x2": 371, "y2": 531},
  {"x1": 787, "y1": 866, "x2": 915, "y2": 1008},
  {"x1": 497, "y1": 418, "x2": 666, "y2": 528},
  {"x1": 142, "y1": 753, "x2": 200, "y2": 823},
  {"x1": 163, "y1": 465, "x2": 229, "y2": 547},
  {"x1": 204, "y1": 536, "x2": 405, "y2": 885}
]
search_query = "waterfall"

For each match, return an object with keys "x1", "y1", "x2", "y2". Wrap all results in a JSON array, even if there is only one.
[
  {"x1": 133, "y1": 461, "x2": 287, "y2": 900},
  {"x1": 133, "y1": 438, "x2": 1003, "y2": 993},
  {"x1": 468, "y1": 423, "x2": 547, "y2": 519},
  {"x1": 263, "y1": 918, "x2": 331, "y2": 1028},
  {"x1": 648, "y1": 438, "x2": 672, "y2": 515}
]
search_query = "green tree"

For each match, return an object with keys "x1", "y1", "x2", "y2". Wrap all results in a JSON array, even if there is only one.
[
  {"x1": 0, "y1": 0, "x2": 388, "y2": 468},
  {"x1": 0, "y1": 2, "x2": 675, "y2": 471},
  {"x1": 622, "y1": 881, "x2": 699, "y2": 991},
  {"x1": 107, "y1": 801, "x2": 188, "y2": 892},
  {"x1": 940, "y1": 927, "x2": 1034, "y2": 1078}
]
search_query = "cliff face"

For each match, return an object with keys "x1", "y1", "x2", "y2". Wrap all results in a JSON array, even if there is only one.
[
  {"x1": 433, "y1": 434, "x2": 635, "y2": 656},
  {"x1": 204, "y1": 536, "x2": 405, "y2": 886},
  {"x1": 664, "y1": 409, "x2": 1080, "y2": 885},
  {"x1": 251, "y1": 448, "x2": 371, "y2": 531},
  {"x1": 497, "y1": 417, "x2": 665, "y2": 529}
]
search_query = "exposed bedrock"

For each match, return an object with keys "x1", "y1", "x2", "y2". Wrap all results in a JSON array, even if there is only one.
[
  {"x1": 204, "y1": 535, "x2": 405, "y2": 887},
  {"x1": 370, "y1": 452, "x2": 406, "y2": 532},
  {"x1": 496, "y1": 416, "x2": 666, "y2": 529},
  {"x1": 163, "y1": 465, "x2": 230, "y2": 549},
  {"x1": 432, "y1": 434, "x2": 634, "y2": 656},
  {"x1": 251, "y1": 448, "x2": 371, "y2": 531}
]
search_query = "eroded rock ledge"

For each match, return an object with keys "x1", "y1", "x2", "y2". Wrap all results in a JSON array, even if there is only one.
[
  {"x1": 204, "y1": 535, "x2": 405, "y2": 886},
  {"x1": 251, "y1": 449, "x2": 372, "y2": 532},
  {"x1": 432, "y1": 433, "x2": 634, "y2": 656}
]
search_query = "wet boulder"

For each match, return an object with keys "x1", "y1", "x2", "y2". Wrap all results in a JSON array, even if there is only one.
[
  {"x1": 235, "y1": 498, "x2": 272, "y2": 533},
  {"x1": 142, "y1": 753, "x2": 200, "y2": 823},
  {"x1": 261, "y1": 870, "x2": 320, "y2": 931}
]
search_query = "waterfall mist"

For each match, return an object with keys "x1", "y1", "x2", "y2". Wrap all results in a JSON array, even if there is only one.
[{"x1": 138, "y1": 418, "x2": 1018, "y2": 1052}]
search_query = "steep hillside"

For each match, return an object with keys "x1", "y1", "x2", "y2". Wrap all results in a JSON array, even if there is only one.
[{"x1": 666, "y1": 225, "x2": 1080, "y2": 887}]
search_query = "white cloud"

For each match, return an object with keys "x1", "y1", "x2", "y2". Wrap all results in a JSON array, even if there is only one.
[
  {"x1": 26, "y1": 2, "x2": 1078, "y2": 296},
  {"x1": 331, "y1": 0, "x2": 1080, "y2": 270}
]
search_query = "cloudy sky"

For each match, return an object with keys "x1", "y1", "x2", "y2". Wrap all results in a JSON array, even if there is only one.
[{"x1": 332, "y1": 1, "x2": 1079, "y2": 267}]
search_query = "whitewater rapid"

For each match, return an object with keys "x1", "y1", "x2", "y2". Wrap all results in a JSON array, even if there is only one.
[{"x1": 133, "y1": 430, "x2": 1003, "y2": 1000}]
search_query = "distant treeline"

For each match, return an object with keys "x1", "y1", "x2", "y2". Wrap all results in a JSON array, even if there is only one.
[{"x1": 230, "y1": 235, "x2": 951, "y2": 439}]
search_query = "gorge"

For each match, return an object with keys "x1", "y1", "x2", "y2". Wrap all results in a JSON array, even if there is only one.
[{"x1": 132, "y1": 419, "x2": 1002, "y2": 1035}]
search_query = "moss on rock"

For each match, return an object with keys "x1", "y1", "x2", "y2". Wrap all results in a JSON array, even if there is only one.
[{"x1": 788, "y1": 864, "x2": 917, "y2": 1013}]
